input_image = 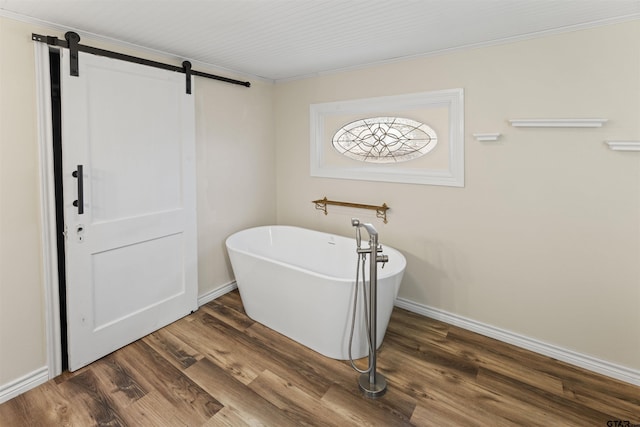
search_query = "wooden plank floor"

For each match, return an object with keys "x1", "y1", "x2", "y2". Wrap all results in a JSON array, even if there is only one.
[{"x1": 1, "y1": 290, "x2": 638, "y2": 426}]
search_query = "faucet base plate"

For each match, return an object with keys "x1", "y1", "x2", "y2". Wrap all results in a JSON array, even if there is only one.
[{"x1": 358, "y1": 373, "x2": 387, "y2": 398}]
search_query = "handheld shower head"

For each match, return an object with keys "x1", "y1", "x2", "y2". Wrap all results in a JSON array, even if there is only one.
[
  {"x1": 351, "y1": 218, "x2": 378, "y2": 246},
  {"x1": 352, "y1": 218, "x2": 362, "y2": 248}
]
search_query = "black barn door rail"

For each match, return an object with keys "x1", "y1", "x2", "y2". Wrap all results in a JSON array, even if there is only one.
[{"x1": 32, "y1": 32, "x2": 251, "y2": 93}]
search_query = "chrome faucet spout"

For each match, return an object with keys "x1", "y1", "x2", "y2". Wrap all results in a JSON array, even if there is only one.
[{"x1": 361, "y1": 223, "x2": 378, "y2": 238}]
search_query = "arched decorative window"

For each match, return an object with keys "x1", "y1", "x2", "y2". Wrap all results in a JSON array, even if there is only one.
[{"x1": 332, "y1": 117, "x2": 437, "y2": 163}]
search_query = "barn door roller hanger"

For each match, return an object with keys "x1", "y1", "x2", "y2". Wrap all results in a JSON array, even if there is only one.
[{"x1": 32, "y1": 31, "x2": 251, "y2": 93}]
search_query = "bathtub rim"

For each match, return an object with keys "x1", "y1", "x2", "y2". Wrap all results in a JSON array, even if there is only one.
[{"x1": 225, "y1": 224, "x2": 406, "y2": 283}]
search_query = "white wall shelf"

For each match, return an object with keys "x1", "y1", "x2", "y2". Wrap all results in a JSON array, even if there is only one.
[
  {"x1": 509, "y1": 118, "x2": 608, "y2": 128},
  {"x1": 473, "y1": 133, "x2": 501, "y2": 141},
  {"x1": 605, "y1": 141, "x2": 640, "y2": 151}
]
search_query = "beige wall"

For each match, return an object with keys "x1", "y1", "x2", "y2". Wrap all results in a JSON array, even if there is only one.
[
  {"x1": 0, "y1": 17, "x2": 47, "y2": 387},
  {"x1": 0, "y1": 16, "x2": 276, "y2": 388},
  {"x1": 195, "y1": 75, "x2": 276, "y2": 294},
  {"x1": 274, "y1": 21, "x2": 640, "y2": 370}
]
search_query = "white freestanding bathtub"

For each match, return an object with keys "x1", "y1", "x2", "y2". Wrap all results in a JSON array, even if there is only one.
[{"x1": 225, "y1": 225, "x2": 406, "y2": 360}]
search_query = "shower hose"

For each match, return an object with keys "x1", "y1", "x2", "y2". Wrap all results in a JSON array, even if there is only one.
[{"x1": 348, "y1": 251, "x2": 375, "y2": 374}]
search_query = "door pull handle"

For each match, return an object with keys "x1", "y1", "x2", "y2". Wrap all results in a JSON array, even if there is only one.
[{"x1": 72, "y1": 165, "x2": 84, "y2": 214}]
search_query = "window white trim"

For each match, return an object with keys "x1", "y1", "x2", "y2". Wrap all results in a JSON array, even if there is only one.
[{"x1": 310, "y1": 89, "x2": 464, "y2": 187}]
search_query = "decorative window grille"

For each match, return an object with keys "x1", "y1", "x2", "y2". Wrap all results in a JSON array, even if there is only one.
[{"x1": 332, "y1": 117, "x2": 437, "y2": 163}]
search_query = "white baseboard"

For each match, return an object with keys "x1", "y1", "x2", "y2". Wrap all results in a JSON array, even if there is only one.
[
  {"x1": 394, "y1": 297, "x2": 640, "y2": 387},
  {"x1": 198, "y1": 281, "x2": 238, "y2": 307},
  {"x1": 0, "y1": 366, "x2": 49, "y2": 404}
]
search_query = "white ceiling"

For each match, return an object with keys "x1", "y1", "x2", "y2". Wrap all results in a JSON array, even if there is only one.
[{"x1": 2, "y1": 0, "x2": 639, "y2": 81}]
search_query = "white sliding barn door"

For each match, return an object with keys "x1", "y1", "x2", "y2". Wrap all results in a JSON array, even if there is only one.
[{"x1": 60, "y1": 51, "x2": 198, "y2": 371}]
